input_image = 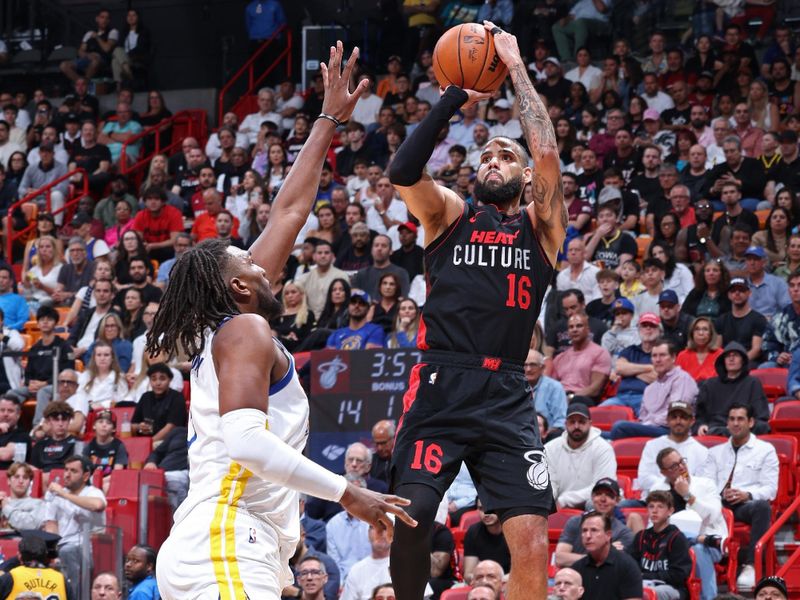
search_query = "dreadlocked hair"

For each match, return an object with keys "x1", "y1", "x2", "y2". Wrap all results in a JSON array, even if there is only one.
[{"x1": 146, "y1": 239, "x2": 241, "y2": 358}]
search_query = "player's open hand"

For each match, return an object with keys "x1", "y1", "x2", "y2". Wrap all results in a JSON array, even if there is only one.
[
  {"x1": 439, "y1": 86, "x2": 492, "y2": 109},
  {"x1": 319, "y1": 41, "x2": 369, "y2": 124},
  {"x1": 483, "y1": 20, "x2": 522, "y2": 68},
  {"x1": 340, "y1": 484, "x2": 417, "y2": 540}
]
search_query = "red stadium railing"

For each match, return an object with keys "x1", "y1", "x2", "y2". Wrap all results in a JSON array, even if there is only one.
[
  {"x1": 5, "y1": 168, "x2": 89, "y2": 261},
  {"x1": 755, "y1": 494, "x2": 800, "y2": 594},
  {"x1": 119, "y1": 109, "x2": 209, "y2": 184},
  {"x1": 217, "y1": 24, "x2": 293, "y2": 124}
]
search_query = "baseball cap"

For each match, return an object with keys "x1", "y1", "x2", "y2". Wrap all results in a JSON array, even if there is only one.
[
  {"x1": 597, "y1": 186, "x2": 622, "y2": 206},
  {"x1": 387, "y1": 55, "x2": 402, "y2": 64},
  {"x1": 612, "y1": 298, "x2": 634, "y2": 313},
  {"x1": 566, "y1": 403, "x2": 591, "y2": 420},
  {"x1": 592, "y1": 477, "x2": 621, "y2": 497},
  {"x1": 70, "y1": 212, "x2": 91, "y2": 227},
  {"x1": 38, "y1": 141, "x2": 55, "y2": 152},
  {"x1": 643, "y1": 108, "x2": 661, "y2": 121},
  {"x1": 350, "y1": 289, "x2": 371, "y2": 304},
  {"x1": 779, "y1": 130, "x2": 798, "y2": 144},
  {"x1": 494, "y1": 99, "x2": 512, "y2": 110},
  {"x1": 95, "y1": 409, "x2": 116, "y2": 425},
  {"x1": 658, "y1": 290, "x2": 679, "y2": 305},
  {"x1": 744, "y1": 245, "x2": 766, "y2": 258},
  {"x1": 698, "y1": 71, "x2": 714, "y2": 80},
  {"x1": 668, "y1": 400, "x2": 693, "y2": 416},
  {"x1": 398, "y1": 222, "x2": 418, "y2": 234},
  {"x1": 64, "y1": 112, "x2": 80, "y2": 124},
  {"x1": 729, "y1": 277, "x2": 749, "y2": 289},
  {"x1": 544, "y1": 56, "x2": 561, "y2": 68},
  {"x1": 638, "y1": 312, "x2": 661, "y2": 326},
  {"x1": 754, "y1": 576, "x2": 788, "y2": 599}
]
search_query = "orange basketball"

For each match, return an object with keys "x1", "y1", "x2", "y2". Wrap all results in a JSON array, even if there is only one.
[{"x1": 432, "y1": 23, "x2": 508, "y2": 93}]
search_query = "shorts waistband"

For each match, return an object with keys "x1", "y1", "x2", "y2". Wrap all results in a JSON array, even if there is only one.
[{"x1": 421, "y1": 350, "x2": 524, "y2": 373}]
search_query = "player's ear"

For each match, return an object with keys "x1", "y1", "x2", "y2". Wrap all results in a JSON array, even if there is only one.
[
  {"x1": 229, "y1": 276, "x2": 250, "y2": 302},
  {"x1": 523, "y1": 165, "x2": 533, "y2": 184}
]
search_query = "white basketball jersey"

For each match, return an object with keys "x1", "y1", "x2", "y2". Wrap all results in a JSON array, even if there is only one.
[{"x1": 173, "y1": 321, "x2": 309, "y2": 546}]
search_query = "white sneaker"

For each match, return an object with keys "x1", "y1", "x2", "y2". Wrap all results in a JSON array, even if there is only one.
[{"x1": 737, "y1": 565, "x2": 756, "y2": 591}]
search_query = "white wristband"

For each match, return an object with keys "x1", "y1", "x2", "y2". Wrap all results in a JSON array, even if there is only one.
[{"x1": 221, "y1": 408, "x2": 347, "y2": 502}]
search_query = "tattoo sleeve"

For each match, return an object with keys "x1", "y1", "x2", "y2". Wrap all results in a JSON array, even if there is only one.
[{"x1": 508, "y1": 62, "x2": 567, "y2": 231}]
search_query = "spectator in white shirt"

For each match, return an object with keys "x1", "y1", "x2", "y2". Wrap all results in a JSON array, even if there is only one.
[
  {"x1": 366, "y1": 177, "x2": 407, "y2": 235},
  {"x1": 350, "y1": 74, "x2": 383, "y2": 128},
  {"x1": 642, "y1": 73, "x2": 675, "y2": 114},
  {"x1": 339, "y1": 521, "x2": 392, "y2": 600},
  {"x1": 564, "y1": 48, "x2": 602, "y2": 98},
  {"x1": 707, "y1": 403, "x2": 779, "y2": 592},
  {"x1": 240, "y1": 87, "x2": 282, "y2": 144},
  {"x1": 488, "y1": 99, "x2": 522, "y2": 140},
  {"x1": 556, "y1": 238, "x2": 600, "y2": 302},
  {"x1": 275, "y1": 79, "x2": 304, "y2": 132}
]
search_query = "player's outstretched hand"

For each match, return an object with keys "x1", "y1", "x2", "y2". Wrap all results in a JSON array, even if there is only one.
[
  {"x1": 439, "y1": 85, "x2": 492, "y2": 109},
  {"x1": 483, "y1": 20, "x2": 522, "y2": 68},
  {"x1": 340, "y1": 483, "x2": 418, "y2": 540},
  {"x1": 319, "y1": 41, "x2": 369, "y2": 124}
]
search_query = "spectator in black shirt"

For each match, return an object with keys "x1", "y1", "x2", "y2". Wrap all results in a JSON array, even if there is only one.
[
  {"x1": 68, "y1": 121, "x2": 111, "y2": 197},
  {"x1": 30, "y1": 401, "x2": 76, "y2": 482},
  {"x1": 628, "y1": 144, "x2": 663, "y2": 216},
  {"x1": 429, "y1": 521, "x2": 455, "y2": 598},
  {"x1": 112, "y1": 258, "x2": 162, "y2": 310},
  {"x1": 390, "y1": 222, "x2": 424, "y2": 281},
  {"x1": 0, "y1": 165, "x2": 17, "y2": 219},
  {"x1": 83, "y1": 409, "x2": 127, "y2": 494},
  {"x1": 0, "y1": 395, "x2": 30, "y2": 470},
  {"x1": 710, "y1": 183, "x2": 760, "y2": 256},
  {"x1": 535, "y1": 57, "x2": 571, "y2": 107},
  {"x1": 131, "y1": 363, "x2": 186, "y2": 444},
  {"x1": 715, "y1": 278, "x2": 768, "y2": 366},
  {"x1": 336, "y1": 121, "x2": 371, "y2": 178},
  {"x1": 658, "y1": 290, "x2": 693, "y2": 351},
  {"x1": 703, "y1": 136, "x2": 767, "y2": 210},
  {"x1": 586, "y1": 269, "x2": 622, "y2": 327},
  {"x1": 463, "y1": 501, "x2": 511, "y2": 582},
  {"x1": 776, "y1": 131, "x2": 800, "y2": 192},
  {"x1": 144, "y1": 425, "x2": 188, "y2": 511},
  {"x1": 575, "y1": 148, "x2": 604, "y2": 207}
]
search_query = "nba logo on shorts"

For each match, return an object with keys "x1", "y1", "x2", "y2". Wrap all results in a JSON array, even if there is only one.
[
  {"x1": 248, "y1": 528, "x2": 257, "y2": 543},
  {"x1": 524, "y1": 450, "x2": 550, "y2": 491}
]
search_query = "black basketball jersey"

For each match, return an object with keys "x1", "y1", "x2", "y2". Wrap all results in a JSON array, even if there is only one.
[{"x1": 419, "y1": 202, "x2": 553, "y2": 361}]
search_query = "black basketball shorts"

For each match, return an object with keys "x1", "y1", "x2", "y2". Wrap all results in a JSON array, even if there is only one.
[{"x1": 390, "y1": 350, "x2": 555, "y2": 518}]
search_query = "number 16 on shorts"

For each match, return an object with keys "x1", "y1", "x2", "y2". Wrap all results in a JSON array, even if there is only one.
[{"x1": 410, "y1": 440, "x2": 443, "y2": 474}]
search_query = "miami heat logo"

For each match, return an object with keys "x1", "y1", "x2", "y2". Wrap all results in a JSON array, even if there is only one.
[
  {"x1": 524, "y1": 450, "x2": 550, "y2": 491},
  {"x1": 317, "y1": 356, "x2": 348, "y2": 389}
]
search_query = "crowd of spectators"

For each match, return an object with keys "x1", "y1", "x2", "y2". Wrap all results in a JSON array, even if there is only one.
[{"x1": 0, "y1": 0, "x2": 797, "y2": 599}]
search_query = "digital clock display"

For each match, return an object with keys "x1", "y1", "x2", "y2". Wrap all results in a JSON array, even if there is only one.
[{"x1": 308, "y1": 348, "x2": 421, "y2": 471}]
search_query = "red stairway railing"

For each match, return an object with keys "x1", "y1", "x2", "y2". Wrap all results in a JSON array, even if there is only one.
[
  {"x1": 755, "y1": 493, "x2": 800, "y2": 594},
  {"x1": 217, "y1": 24, "x2": 292, "y2": 124}
]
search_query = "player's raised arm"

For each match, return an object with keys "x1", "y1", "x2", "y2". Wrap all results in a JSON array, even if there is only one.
[
  {"x1": 388, "y1": 86, "x2": 489, "y2": 244},
  {"x1": 486, "y1": 21, "x2": 567, "y2": 265},
  {"x1": 250, "y1": 41, "x2": 368, "y2": 282}
]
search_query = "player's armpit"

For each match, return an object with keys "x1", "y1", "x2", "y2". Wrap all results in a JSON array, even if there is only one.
[
  {"x1": 393, "y1": 175, "x2": 464, "y2": 245},
  {"x1": 213, "y1": 313, "x2": 274, "y2": 416}
]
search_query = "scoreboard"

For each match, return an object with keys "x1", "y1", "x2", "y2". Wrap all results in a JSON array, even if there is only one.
[{"x1": 307, "y1": 348, "x2": 421, "y2": 472}]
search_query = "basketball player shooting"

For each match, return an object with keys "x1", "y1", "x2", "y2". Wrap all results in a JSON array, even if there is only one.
[
  {"x1": 146, "y1": 43, "x2": 416, "y2": 600},
  {"x1": 387, "y1": 22, "x2": 567, "y2": 600}
]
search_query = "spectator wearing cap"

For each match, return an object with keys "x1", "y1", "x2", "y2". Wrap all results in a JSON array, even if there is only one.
[
  {"x1": 775, "y1": 130, "x2": 800, "y2": 191},
  {"x1": 555, "y1": 477, "x2": 635, "y2": 568},
  {"x1": 706, "y1": 403, "x2": 778, "y2": 591},
  {"x1": 632, "y1": 258, "x2": 666, "y2": 318},
  {"x1": 535, "y1": 57, "x2": 571, "y2": 108},
  {"x1": 584, "y1": 203, "x2": 637, "y2": 271},
  {"x1": 524, "y1": 349, "x2": 566, "y2": 442},
  {"x1": 607, "y1": 339, "x2": 698, "y2": 440},
  {"x1": 326, "y1": 290, "x2": 386, "y2": 350},
  {"x1": 755, "y1": 575, "x2": 788, "y2": 600},
  {"x1": 144, "y1": 426, "x2": 189, "y2": 511},
  {"x1": 0, "y1": 267, "x2": 30, "y2": 331},
  {"x1": 600, "y1": 298, "x2": 639, "y2": 359},
  {"x1": 657, "y1": 289, "x2": 692, "y2": 351},
  {"x1": 598, "y1": 313, "x2": 662, "y2": 416},
  {"x1": 0, "y1": 534, "x2": 69, "y2": 599},
  {"x1": 557, "y1": 238, "x2": 600, "y2": 303},
  {"x1": 696, "y1": 342, "x2": 770, "y2": 436},
  {"x1": 638, "y1": 402, "x2": 711, "y2": 498},
  {"x1": 551, "y1": 313, "x2": 611, "y2": 403},
  {"x1": 761, "y1": 270, "x2": 800, "y2": 369},
  {"x1": 31, "y1": 401, "x2": 77, "y2": 479},
  {"x1": 715, "y1": 277, "x2": 767, "y2": 366},
  {"x1": 131, "y1": 363, "x2": 187, "y2": 444},
  {"x1": 551, "y1": 0, "x2": 611, "y2": 63},
  {"x1": 17, "y1": 141, "x2": 69, "y2": 219},
  {"x1": 641, "y1": 108, "x2": 675, "y2": 160},
  {"x1": 83, "y1": 410, "x2": 127, "y2": 494},
  {"x1": 70, "y1": 212, "x2": 110, "y2": 261},
  {"x1": 488, "y1": 99, "x2": 522, "y2": 140},
  {"x1": 44, "y1": 454, "x2": 107, "y2": 598},
  {"x1": 650, "y1": 445, "x2": 726, "y2": 600},
  {"x1": 745, "y1": 245, "x2": 790, "y2": 320},
  {"x1": 366, "y1": 176, "x2": 408, "y2": 236},
  {"x1": 545, "y1": 403, "x2": 617, "y2": 509},
  {"x1": 390, "y1": 221, "x2": 423, "y2": 281}
]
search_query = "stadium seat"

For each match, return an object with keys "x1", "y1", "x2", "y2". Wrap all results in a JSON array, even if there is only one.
[
  {"x1": 768, "y1": 401, "x2": 800, "y2": 446},
  {"x1": 612, "y1": 437, "x2": 651, "y2": 479},
  {"x1": 91, "y1": 532, "x2": 118, "y2": 579},
  {"x1": 589, "y1": 406, "x2": 635, "y2": 431},
  {"x1": 616, "y1": 474, "x2": 634, "y2": 500},
  {"x1": 755, "y1": 209, "x2": 770, "y2": 229},
  {"x1": 759, "y1": 434, "x2": 798, "y2": 508},
  {"x1": 643, "y1": 587, "x2": 657, "y2": 600},
  {"x1": 694, "y1": 436, "x2": 728, "y2": 449},
  {"x1": 0, "y1": 538, "x2": 19, "y2": 562},
  {"x1": 106, "y1": 469, "x2": 167, "y2": 551},
  {"x1": 459, "y1": 509, "x2": 480, "y2": 532},
  {"x1": 636, "y1": 235, "x2": 652, "y2": 259},
  {"x1": 441, "y1": 587, "x2": 471, "y2": 600},
  {"x1": 750, "y1": 368, "x2": 788, "y2": 401},
  {"x1": 121, "y1": 436, "x2": 153, "y2": 469}
]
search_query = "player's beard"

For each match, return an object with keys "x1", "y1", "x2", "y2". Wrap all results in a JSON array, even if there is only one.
[
  {"x1": 474, "y1": 172, "x2": 524, "y2": 210},
  {"x1": 256, "y1": 285, "x2": 283, "y2": 321}
]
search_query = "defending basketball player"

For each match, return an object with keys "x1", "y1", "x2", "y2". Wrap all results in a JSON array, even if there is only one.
[
  {"x1": 386, "y1": 22, "x2": 567, "y2": 600},
  {"x1": 147, "y1": 43, "x2": 416, "y2": 600}
]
